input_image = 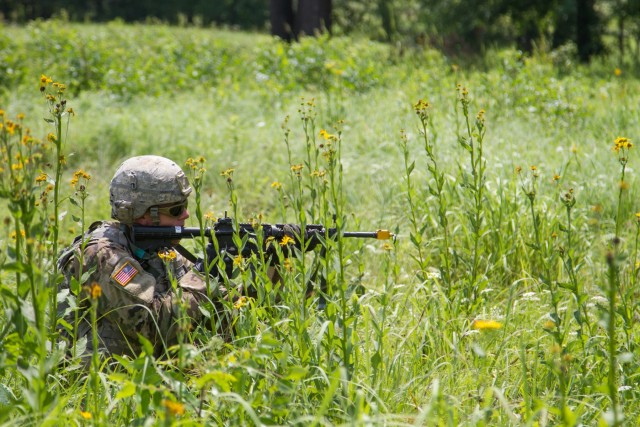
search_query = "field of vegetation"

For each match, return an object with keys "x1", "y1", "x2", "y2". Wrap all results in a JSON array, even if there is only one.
[{"x1": 1, "y1": 19, "x2": 640, "y2": 426}]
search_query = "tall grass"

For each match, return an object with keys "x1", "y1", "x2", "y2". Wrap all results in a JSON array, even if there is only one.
[{"x1": 0, "y1": 20, "x2": 640, "y2": 426}]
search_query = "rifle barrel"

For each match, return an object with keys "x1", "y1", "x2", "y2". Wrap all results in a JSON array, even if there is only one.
[{"x1": 130, "y1": 225, "x2": 393, "y2": 241}]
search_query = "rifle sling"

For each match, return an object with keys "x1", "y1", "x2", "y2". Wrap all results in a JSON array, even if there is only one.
[{"x1": 175, "y1": 244, "x2": 199, "y2": 264}]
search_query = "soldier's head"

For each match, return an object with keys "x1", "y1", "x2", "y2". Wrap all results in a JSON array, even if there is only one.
[{"x1": 110, "y1": 155, "x2": 192, "y2": 226}]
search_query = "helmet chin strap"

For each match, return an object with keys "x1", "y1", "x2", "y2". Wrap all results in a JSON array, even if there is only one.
[{"x1": 149, "y1": 206, "x2": 161, "y2": 226}]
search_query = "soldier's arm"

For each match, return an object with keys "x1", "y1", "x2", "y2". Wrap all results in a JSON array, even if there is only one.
[{"x1": 94, "y1": 247, "x2": 207, "y2": 349}]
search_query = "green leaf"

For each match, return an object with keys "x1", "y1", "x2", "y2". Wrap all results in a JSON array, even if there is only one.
[
  {"x1": 195, "y1": 371, "x2": 237, "y2": 392},
  {"x1": 116, "y1": 382, "x2": 137, "y2": 400},
  {"x1": 407, "y1": 161, "x2": 415, "y2": 175},
  {"x1": 283, "y1": 366, "x2": 308, "y2": 381},
  {"x1": 137, "y1": 334, "x2": 154, "y2": 357}
]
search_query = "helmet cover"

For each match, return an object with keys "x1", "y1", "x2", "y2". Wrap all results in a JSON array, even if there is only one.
[{"x1": 110, "y1": 155, "x2": 192, "y2": 223}]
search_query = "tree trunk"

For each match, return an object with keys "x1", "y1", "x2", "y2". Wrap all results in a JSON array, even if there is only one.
[
  {"x1": 297, "y1": 0, "x2": 331, "y2": 37},
  {"x1": 576, "y1": 0, "x2": 601, "y2": 62},
  {"x1": 270, "y1": 0, "x2": 296, "y2": 42}
]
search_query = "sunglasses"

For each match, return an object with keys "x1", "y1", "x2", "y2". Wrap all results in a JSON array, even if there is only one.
[{"x1": 156, "y1": 200, "x2": 188, "y2": 217}]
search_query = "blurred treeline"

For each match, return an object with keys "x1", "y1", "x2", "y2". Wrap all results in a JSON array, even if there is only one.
[{"x1": 1, "y1": 0, "x2": 640, "y2": 63}]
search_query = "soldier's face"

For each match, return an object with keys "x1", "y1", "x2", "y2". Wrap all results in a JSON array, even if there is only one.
[{"x1": 135, "y1": 206, "x2": 190, "y2": 227}]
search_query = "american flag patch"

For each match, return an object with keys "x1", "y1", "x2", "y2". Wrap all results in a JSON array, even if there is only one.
[{"x1": 111, "y1": 261, "x2": 139, "y2": 286}]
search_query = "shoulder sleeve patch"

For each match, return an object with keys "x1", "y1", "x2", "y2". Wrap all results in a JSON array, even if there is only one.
[{"x1": 111, "y1": 261, "x2": 139, "y2": 286}]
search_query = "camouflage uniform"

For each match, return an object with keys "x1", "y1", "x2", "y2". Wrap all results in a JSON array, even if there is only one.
[{"x1": 58, "y1": 220, "x2": 217, "y2": 360}]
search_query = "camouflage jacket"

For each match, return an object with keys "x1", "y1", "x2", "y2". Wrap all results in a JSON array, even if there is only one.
[{"x1": 58, "y1": 221, "x2": 219, "y2": 360}]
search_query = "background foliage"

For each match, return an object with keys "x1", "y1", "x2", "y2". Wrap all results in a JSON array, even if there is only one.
[{"x1": 3, "y1": 0, "x2": 640, "y2": 64}]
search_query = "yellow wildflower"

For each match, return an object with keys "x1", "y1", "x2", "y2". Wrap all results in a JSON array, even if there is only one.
[
  {"x1": 614, "y1": 68, "x2": 622, "y2": 77},
  {"x1": 35, "y1": 173, "x2": 48, "y2": 184},
  {"x1": 10, "y1": 231, "x2": 25, "y2": 239},
  {"x1": 16, "y1": 113, "x2": 25, "y2": 121},
  {"x1": 530, "y1": 165, "x2": 537, "y2": 171},
  {"x1": 90, "y1": 283, "x2": 102, "y2": 299},
  {"x1": 0, "y1": 109, "x2": 4, "y2": 117},
  {"x1": 162, "y1": 399, "x2": 185, "y2": 416},
  {"x1": 47, "y1": 133, "x2": 57, "y2": 143},
  {"x1": 79, "y1": 411, "x2": 92, "y2": 420},
  {"x1": 220, "y1": 168, "x2": 235, "y2": 177},
  {"x1": 233, "y1": 255, "x2": 244, "y2": 267},
  {"x1": 158, "y1": 250, "x2": 177, "y2": 262},
  {"x1": 613, "y1": 136, "x2": 632, "y2": 152},
  {"x1": 71, "y1": 169, "x2": 91, "y2": 186},
  {"x1": 280, "y1": 235, "x2": 295, "y2": 246},
  {"x1": 271, "y1": 181, "x2": 282, "y2": 190},
  {"x1": 234, "y1": 296, "x2": 249, "y2": 309},
  {"x1": 472, "y1": 319, "x2": 502, "y2": 330}
]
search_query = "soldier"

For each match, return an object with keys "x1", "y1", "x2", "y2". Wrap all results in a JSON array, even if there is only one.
[{"x1": 57, "y1": 155, "x2": 219, "y2": 362}]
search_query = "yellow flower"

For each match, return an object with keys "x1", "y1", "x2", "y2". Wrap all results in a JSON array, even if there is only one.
[
  {"x1": 47, "y1": 133, "x2": 57, "y2": 143},
  {"x1": 543, "y1": 320, "x2": 555, "y2": 330},
  {"x1": 40, "y1": 74, "x2": 53, "y2": 85},
  {"x1": 271, "y1": 181, "x2": 282, "y2": 190},
  {"x1": 79, "y1": 411, "x2": 92, "y2": 420},
  {"x1": 614, "y1": 68, "x2": 622, "y2": 77},
  {"x1": 613, "y1": 136, "x2": 632, "y2": 152},
  {"x1": 472, "y1": 319, "x2": 502, "y2": 330},
  {"x1": 71, "y1": 169, "x2": 92, "y2": 186},
  {"x1": 162, "y1": 399, "x2": 185, "y2": 416},
  {"x1": 233, "y1": 255, "x2": 244, "y2": 267},
  {"x1": 515, "y1": 166, "x2": 522, "y2": 174},
  {"x1": 280, "y1": 235, "x2": 295, "y2": 246},
  {"x1": 530, "y1": 165, "x2": 537, "y2": 171},
  {"x1": 35, "y1": 173, "x2": 48, "y2": 184},
  {"x1": 220, "y1": 168, "x2": 235, "y2": 177},
  {"x1": 234, "y1": 296, "x2": 249, "y2": 309},
  {"x1": 552, "y1": 174, "x2": 560, "y2": 182},
  {"x1": 90, "y1": 282, "x2": 102, "y2": 299},
  {"x1": 158, "y1": 250, "x2": 177, "y2": 262}
]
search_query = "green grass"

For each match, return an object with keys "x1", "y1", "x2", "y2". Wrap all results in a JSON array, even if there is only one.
[{"x1": 1, "y1": 19, "x2": 640, "y2": 426}]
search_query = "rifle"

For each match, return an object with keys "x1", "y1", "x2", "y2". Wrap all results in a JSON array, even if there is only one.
[{"x1": 128, "y1": 215, "x2": 394, "y2": 285}]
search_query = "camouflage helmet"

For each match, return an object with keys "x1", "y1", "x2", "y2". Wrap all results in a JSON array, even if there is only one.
[{"x1": 110, "y1": 155, "x2": 192, "y2": 224}]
